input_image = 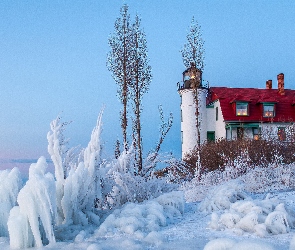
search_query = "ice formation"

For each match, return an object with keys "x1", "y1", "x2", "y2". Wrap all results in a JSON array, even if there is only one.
[
  {"x1": 199, "y1": 180, "x2": 247, "y2": 213},
  {"x1": 0, "y1": 167, "x2": 22, "y2": 237},
  {"x1": 61, "y1": 112, "x2": 103, "y2": 226},
  {"x1": 94, "y1": 191, "x2": 184, "y2": 243},
  {"x1": 7, "y1": 157, "x2": 56, "y2": 248},
  {"x1": 204, "y1": 181, "x2": 295, "y2": 237}
]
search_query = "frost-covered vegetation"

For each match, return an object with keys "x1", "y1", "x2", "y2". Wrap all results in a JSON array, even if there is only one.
[
  {"x1": 2, "y1": 111, "x2": 176, "y2": 248},
  {"x1": 2, "y1": 113, "x2": 295, "y2": 249}
]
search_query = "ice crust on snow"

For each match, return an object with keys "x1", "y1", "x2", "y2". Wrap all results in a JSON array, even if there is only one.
[
  {"x1": 94, "y1": 191, "x2": 184, "y2": 244},
  {"x1": 7, "y1": 157, "x2": 56, "y2": 248},
  {"x1": 203, "y1": 181, "x2": 295, "y2": 237},
  {"x1": 0, "y1": 168, "x2": 22, "y2": 237},
  {"x1": 204, "y1": 238, "x2": 275, "y2": 250}
]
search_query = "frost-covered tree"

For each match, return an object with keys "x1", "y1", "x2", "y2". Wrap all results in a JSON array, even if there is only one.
[
  {"x1": 130, "y1": 14, "x2": 152, "y2": 174},
  {"x1": 181, "y1": 16, "x2": 205, "y2": 71},
  {"x1": 107, "y1": 4, "x2": 133, "y2": 152},
  {"x1": 108, "y1": 6, "x2": 152, "y2": 175}
]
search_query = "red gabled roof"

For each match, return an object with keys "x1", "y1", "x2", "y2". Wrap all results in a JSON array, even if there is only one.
[{"x1": 208, "y1": 87, "x2": 295, "y2": 123}]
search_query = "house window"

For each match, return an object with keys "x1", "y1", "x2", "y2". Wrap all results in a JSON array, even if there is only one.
[
  {"x1": 236, "y1": 102, "x2": 248, "y2": 116},
  {"x1": 216, "y1": 107, "x2": 218, "y2": 121},
  {"x1": 278, "y1": 127, "x2": 286, "y2": 141},
  {"x1": 253, "y1": 127, "x2": 260, "y2": 140},
  {"x1": 207, "y1": 131, "x2": 215, "y2": 142},
  {"x1": 263, "y1": 104, "x2": 275, "y2": 117}
]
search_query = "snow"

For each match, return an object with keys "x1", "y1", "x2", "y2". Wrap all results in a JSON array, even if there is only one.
[
  {"x1": 1, "y1": 177, "x2": 293, "y2": 249},
  {"x1": 2, "y1": 115, "x2": 295, "y2": 249}
]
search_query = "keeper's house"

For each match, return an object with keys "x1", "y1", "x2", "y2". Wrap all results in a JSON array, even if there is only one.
[{"x1": 178, "y1": 64, "x2": 295, "y2": 158}]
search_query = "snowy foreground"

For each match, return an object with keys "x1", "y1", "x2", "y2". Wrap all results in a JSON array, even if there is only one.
[
  {"x1": 1, "y1": 166, "x2": 295, "y2": 249},
  {"x1": 2, "y1": 115, "x2": 295, "y2": 249}
]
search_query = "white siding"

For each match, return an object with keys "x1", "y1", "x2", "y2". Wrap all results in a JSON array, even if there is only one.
[{"x1": 179, "y1": 88, "x2": 208, "y2": 158}]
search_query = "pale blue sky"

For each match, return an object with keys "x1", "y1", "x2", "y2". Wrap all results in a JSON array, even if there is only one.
[{"x1": 0, "y1": 1, "x2": 295, "y2": 169}]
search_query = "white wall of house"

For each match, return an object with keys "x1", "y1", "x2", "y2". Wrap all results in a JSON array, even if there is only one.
[
  {"x1": 213, "y1": 101, "x2": 226, "y2": 140},
  {"x1": 206, "y1": 100, "x2": 226, "y2": 140}
]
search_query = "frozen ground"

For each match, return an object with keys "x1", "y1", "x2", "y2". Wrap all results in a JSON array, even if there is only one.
[{"x1": 1, "y1": 179, "x2": 294, "y2": 249}]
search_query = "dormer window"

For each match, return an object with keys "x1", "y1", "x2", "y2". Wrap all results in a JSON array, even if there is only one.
[
  {"x1": 263, "y1": 104, "x2": 275, "y2": 117},
  {"x1": 236, "y1": 102, "x2": 248, "y2": 116}
]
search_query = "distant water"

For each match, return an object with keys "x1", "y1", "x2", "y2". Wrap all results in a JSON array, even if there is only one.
[{"x1": 0, "y1": 160, "x2": 54, "y2": 179}]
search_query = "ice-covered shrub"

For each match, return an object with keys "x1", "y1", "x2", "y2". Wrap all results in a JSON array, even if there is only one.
[
  {"x1": 61, "y1": 112, "x2": 104, "y2": 226},
  {"x1": 0, "y1": 168, "x2": 22, "y2": 237},
  {"x1": 46, "y1": 110, "x2": 176, "y2": 231},
  {"x1": 242, "y1": 163, "x2": 295, "y2": 193},
  {"x1": 105, "y1": 147, "x2": 177, "y2": 210},
  {"x1": 47, "y1": 116, "x2": 71, "y2": 225},
  {"x1": 8, "y1": 157, "x2": 56, "y2": 248},
  {"x1": 199, "y1": 180, "x2": 248, "y2": 213}
]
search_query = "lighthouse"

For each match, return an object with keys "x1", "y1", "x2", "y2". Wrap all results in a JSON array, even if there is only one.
[{"x1": 178, "y1": 63, "x2": 208, "y2": 159}]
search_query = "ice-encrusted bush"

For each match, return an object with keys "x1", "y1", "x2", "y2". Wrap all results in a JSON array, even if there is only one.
[
  {"x1": 0, "y1": 168, "x2": 22, "y2": 237},
  {"x1": 199, "y1": 180, "x2": 248, "y2": 213},
  {"x1": 8, "y1": 157, "x2": 56, "y2": 248},
  {"x1": 241, "y1": 163, "x2": 295, "y2": 193},
  {"x1": 48, "y1": 111, "x2": 175, "y2": 227}
]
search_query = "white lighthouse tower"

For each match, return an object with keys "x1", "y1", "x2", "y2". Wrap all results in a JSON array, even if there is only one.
[{"x1": 178, "y1": 63, "x2": 208, "y2": 159}]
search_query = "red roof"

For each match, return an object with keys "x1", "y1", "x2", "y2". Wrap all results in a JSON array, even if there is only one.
[{"x1": 208, "y1": 87, "x2": 295, "y2": 123}]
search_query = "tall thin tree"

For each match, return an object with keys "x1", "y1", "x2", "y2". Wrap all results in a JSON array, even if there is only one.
[
  {"x1": 130, "y1": 14, "x2": 152, "y2": 174},
  {"x1": 181, "y1": 17, "x2": 205, "y2": 176},
  {"x1": 107, "y1": 5, "x2": 133, "y2": 152}
]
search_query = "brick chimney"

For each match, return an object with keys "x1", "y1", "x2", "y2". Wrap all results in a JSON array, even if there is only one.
[
  {"x1": 277, "y1": 73, "x2": 285, "y2": 95},
  {"x1": 266, "y1": 80, "x2": 272, "y2": 89}
]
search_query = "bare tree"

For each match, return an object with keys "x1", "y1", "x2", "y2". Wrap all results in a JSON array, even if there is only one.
[
  {"x1": 143, "y1": 106, "x2": 173, "y2": 176},
  {"x1": 130, "y1": 14, "x2": 152, "y2": 174},
  {"x1": 107, "y1": 5, "x2": 133, "y2": 152},
  {"x1": 181, "y1": 17, "x2": 205, "y2": 176},
  {"x1": 181, "y1": 17, "x2": 205, "y2": 71}
]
